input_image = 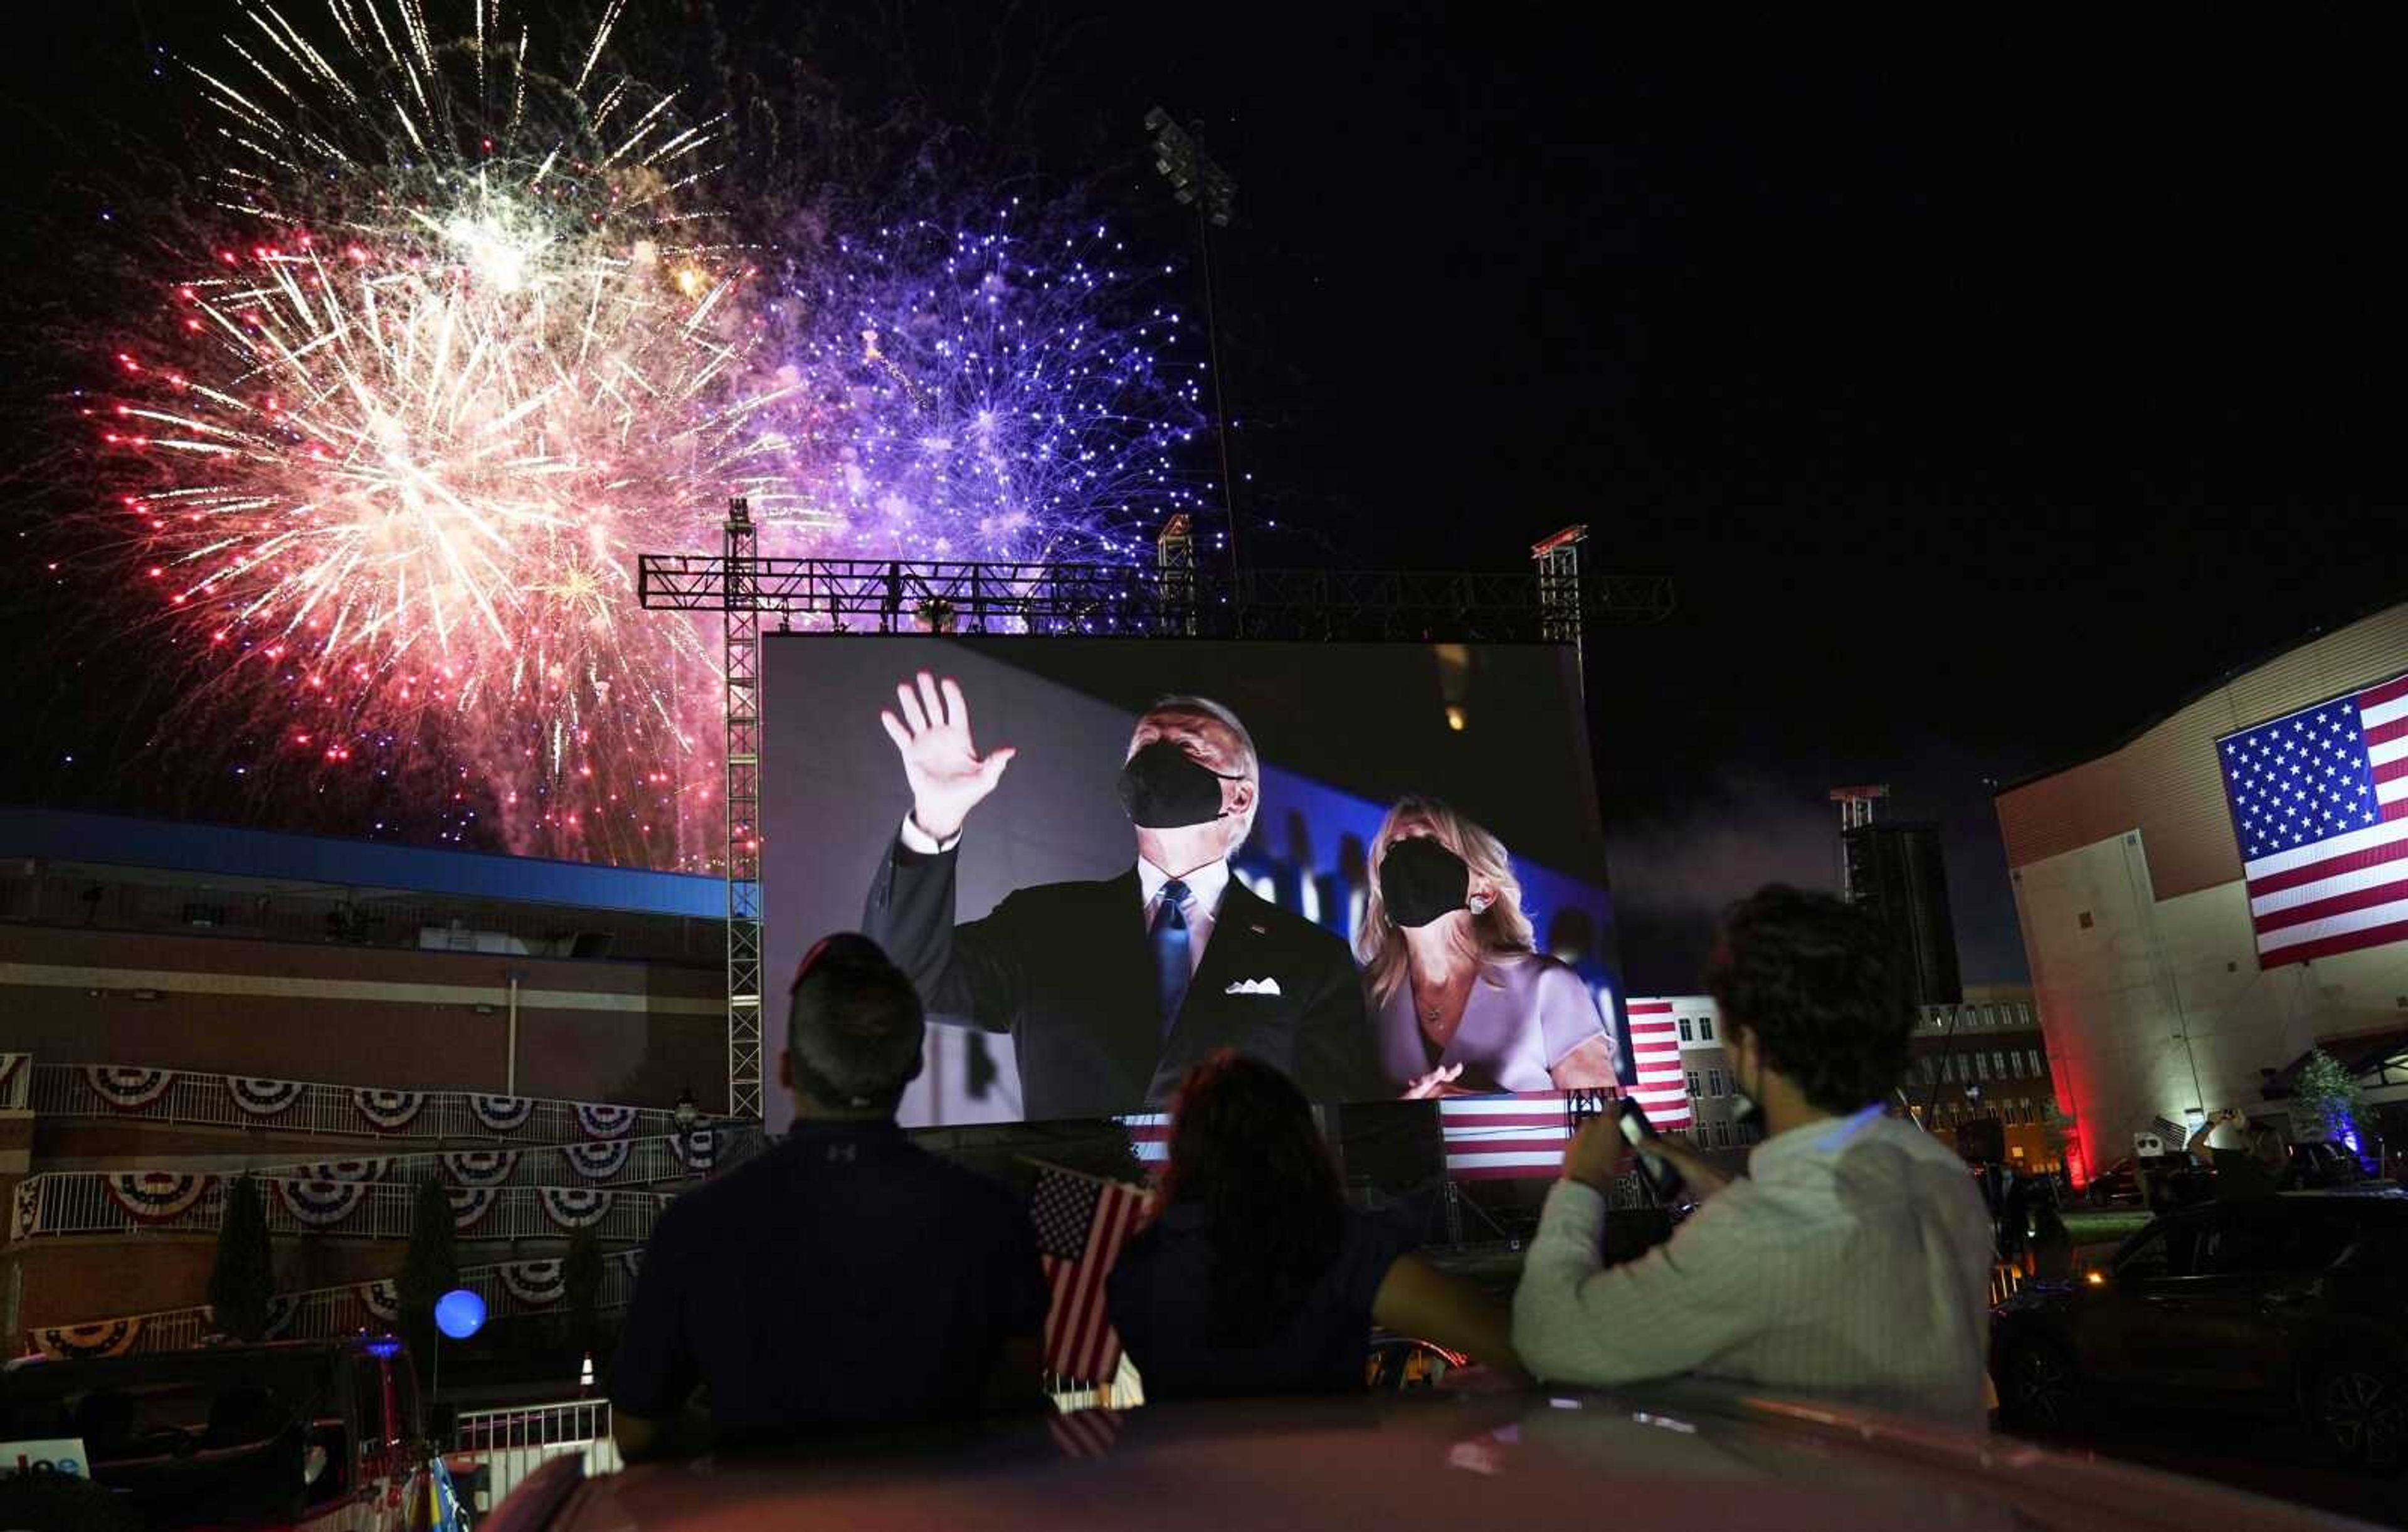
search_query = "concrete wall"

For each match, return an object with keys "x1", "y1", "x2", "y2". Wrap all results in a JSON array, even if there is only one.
[
  {"x1": 2012, "y1": 827, "x2": 2408, "y2": 1176},
  {"x1": 0, "y1": 924, "x2": 725, "y2": 1106}
]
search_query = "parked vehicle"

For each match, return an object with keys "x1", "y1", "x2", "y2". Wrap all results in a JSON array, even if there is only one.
[
  {"x1": 0, "y1": 1336, "x2": 462, "y2": 1529},
  {"x1": 479, "y1": 1381, "x2": 2383, "y2": 1532},
  {"x1": 1992, "y1": 1191, "x2": 2408, "y2": 1468}
]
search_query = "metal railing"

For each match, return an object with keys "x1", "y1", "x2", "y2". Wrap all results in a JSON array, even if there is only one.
[
  {"x1": 30, "y1": 1062, "x2": 695, "y2": 1143},
  {"x1": 239, "y1": 1129, "x2": 768, "y2": 1190},
  {"x1": 26, "y1": 1255, "x2": 644, "y2": 1358},
  {"x1": 0, "y1": 1052, "x2": 28, "y2": 1111},
  {"x1": 448, "y1": 1400, "x2": 621, "y2": 1517},
  {"x1": 13, "y1": 1172, "x2": 672, "y2": 1244}
]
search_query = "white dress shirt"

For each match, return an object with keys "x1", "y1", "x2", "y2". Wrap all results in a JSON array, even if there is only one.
[
  {"x1": 1511, "y1": 1107, "x2": 1995, "y2": 1422},
  {"x1": 896, "y1": 815, "x2": 1230, "y2": 979},
  {"x1": 1137, "y1": 856, "x2": 1230, "y2": 979}
]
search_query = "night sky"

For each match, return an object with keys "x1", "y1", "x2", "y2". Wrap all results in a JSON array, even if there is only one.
[{"x1": 4, "y1": 9, "x2": 2400, "y2": 993}]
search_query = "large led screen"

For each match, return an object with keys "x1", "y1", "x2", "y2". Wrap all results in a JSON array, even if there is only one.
[{"x1": 761, "y1": 635, "x2": 1627, "y2": 1130}]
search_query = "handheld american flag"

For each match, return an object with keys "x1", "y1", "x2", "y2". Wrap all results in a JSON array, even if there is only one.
[
  {"x1": 1030, "y1": 1166, "x2": 1146, "y2": 1386},
  {"x1": 2217, "y1": 671, "x2": 2408, "y2": 967}
]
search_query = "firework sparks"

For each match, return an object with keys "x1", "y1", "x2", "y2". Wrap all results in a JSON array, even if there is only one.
[
  {"x1": 97, "y1": 3, "x2": 1207, "y2": 868},
  {"x1": 107, "y1": 0, "x2": 815, "y2": 865},
  {"x1": 771, "y1": 212, "x2": 1209, "y2": 565}
]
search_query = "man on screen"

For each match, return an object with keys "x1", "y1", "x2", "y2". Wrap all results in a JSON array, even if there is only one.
[{"x1": 863, "y1": 672, "x2": 1381, "y2": 1119}]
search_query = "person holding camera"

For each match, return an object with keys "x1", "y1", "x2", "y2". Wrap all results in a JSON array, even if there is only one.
[{"x1": 1511, "y1": 886, "x2": 1995, "y2": 1420}]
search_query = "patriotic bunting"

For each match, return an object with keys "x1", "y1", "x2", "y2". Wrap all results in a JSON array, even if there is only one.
[
  {"x1": 499, "y1": 1259, "x2": 567, "y2": 1308},
  {"x1": 447, "y1": 1186, "x2": 500, "y2": 1232},
  {"x1": 538, "y1": 1187, "x2": 613, "y2": 1230},
  {"x1": 352, "y1": 1088, "x2": 425, "y2": 1132},
  {"x1": 443, "y1": 1149, "x2": 520, "y2": 1188},
  {"x1": 576, "y1": 1103, "x2": 635, "y2": 1140},
  {"x1": 87, "y1": 1066, "x2": 176, "y2": 1111},
  {"x1": 229, "y1": 1076, "x2": 305, "y2": 1118},
  {"x1": 563, "y1": 1140, "x2": 631, "y2": 1181},
  {"x1": 471, "y1": 1094, "x2": 534, "y2": 1134},
  {"x1": 275, "y1": 1179, "x2": 370, "y2": 1229},
  {"x1": 359, "y1": 1279, "x2": 400, "y2": 1323},
  {"x1": 293, "y1": 1158, "x2": 390, "y2": 1184},
  {"x1": 667, "y1": 1129, "x2": 717, "y2": 1173},
  {"x1": 103, "y1": 1171, "x2": 216, "y2": 1225},
  {"x1": 35, "y1": 1318, "x2": 144, "y2": 1360}
]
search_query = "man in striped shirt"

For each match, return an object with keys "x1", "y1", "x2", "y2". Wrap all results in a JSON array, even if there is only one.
[{"x1": 1513, "y1": 887, "x2": 1995, "y2": 1422}]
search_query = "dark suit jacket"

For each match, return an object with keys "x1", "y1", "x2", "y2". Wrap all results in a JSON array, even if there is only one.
[{"x1": 863, "y1": 835, "x2": 1381, "y2": 1121}]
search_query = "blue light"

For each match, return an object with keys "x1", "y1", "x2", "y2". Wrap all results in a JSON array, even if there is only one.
[
  {"x1": 435, "y1": 1288, "x2": 487, "y2": 1340},
  {"x1": 365, "y1": 1336, "x2": 403, "y2": 1359}
]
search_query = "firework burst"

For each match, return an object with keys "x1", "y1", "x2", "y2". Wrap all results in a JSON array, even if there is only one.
[
  {"x1": 95, "y1": 1, "x2": 1208, "y2": 868},
  {"x1": 768, "y1": 211, "x2": 1209, "y2": 565},
  {"x1": 105, "y1": 0, "x2": 813, "y2": 864}
]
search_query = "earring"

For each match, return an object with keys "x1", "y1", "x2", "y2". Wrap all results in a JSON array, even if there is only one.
[{"x1": 1467, "y1": 893, "x2": 1494, "y2": 915}]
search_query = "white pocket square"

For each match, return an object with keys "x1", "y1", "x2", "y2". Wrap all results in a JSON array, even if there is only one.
[{"x1": 1224, "y1": 977, "x2": 1282, "y2": 996}]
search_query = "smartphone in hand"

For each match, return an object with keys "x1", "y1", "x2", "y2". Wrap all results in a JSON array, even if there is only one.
[{"x1": 1615, "y1": 1097, "x2": 1688, "y2": 1207}]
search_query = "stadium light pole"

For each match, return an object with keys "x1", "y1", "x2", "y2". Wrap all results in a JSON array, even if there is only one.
[{"x1": 1144, "y1": 107, "x2": 1242, "y2": 575}]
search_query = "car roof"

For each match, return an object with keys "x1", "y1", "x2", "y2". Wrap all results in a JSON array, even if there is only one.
[{"x1": 530, "y1": 1385, "x2": 2385, "y2": 1532}]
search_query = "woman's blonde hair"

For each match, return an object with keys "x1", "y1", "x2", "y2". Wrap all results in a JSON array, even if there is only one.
[{"x1": 1355, "y1": 796, "x2": 1534, "y2": 1006}]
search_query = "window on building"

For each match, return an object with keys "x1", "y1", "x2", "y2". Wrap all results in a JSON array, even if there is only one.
[
  {"x1": 1698, "y1": 1015, "x2": 1714, "y2": 1040},
  {"x1": 1712, "y1": 1121, "x2": 1732, "y2": 1148},
  {"x1": 2026, "y1": 1049, "x2": 2044, "y2": 1077},
  {"x1": 1686, "y1": 1070, "x2": 1701, "y2": 1097},
  {"x1": 1708, "y1": 1068, "x2": 1725, "y2": 1097},
  {"x1": 1991, "y1": 1051, "x2": 2008, "y2": 1080},
  {"x1": 1678, "y1": 1017, "x2": 1693, "y2": 1042}
]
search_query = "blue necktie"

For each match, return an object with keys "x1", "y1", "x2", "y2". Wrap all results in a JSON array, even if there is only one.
[{"x1": 1151, "y1": 878, "x2": 1191, "y2": 1037}]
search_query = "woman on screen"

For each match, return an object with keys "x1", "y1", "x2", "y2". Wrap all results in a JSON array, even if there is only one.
[{"x1": 1357, "y1": 796, "x2": 1621, "y2": 1096}]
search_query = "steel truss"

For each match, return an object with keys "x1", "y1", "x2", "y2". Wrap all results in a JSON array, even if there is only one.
[
  {"x1": 641, "y1": 515, "x2": 1671, "y2": 1123},
  {"x1": 639, "y1": 556, "x2": 1673, "y2": 642}
]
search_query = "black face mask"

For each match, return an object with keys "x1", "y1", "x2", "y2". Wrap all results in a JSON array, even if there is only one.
[
  {"x1": 1380, "y1": 838, "x2": 1471, "y2": 928},
  {"x1": 1117, "y1": 739, "x2": 1240, "y2": 829}
]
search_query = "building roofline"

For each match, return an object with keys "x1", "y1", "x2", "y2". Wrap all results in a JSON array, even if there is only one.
[
  {"x1": 1993, "y1": 589, "x2": 2408, "y2": 800},
  {"x1": 0, "y1": 805, "x2": 723, "y2": 918}
]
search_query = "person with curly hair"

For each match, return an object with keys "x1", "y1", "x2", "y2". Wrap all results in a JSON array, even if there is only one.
[
  {"x1": 1107, "y1": 1050, "x2": 1525, "y2": 1395},
  {"x1": 1511, "y1": 885, "x2": 1995, "y2": 1419}
]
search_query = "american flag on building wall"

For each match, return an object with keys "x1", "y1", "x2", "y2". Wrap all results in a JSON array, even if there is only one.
[
  {"x1": 2217, "y1": 670, "x2": 2408, "y2": 968},
  {"x1": 1623, "y1": 1000, "x2": 1696, "y2": 1130},
  {"x1": 1030, "y1": 1167, "x2": 1147, "y2": 1386}
]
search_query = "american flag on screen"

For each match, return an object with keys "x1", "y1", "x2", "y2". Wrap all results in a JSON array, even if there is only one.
[
  {"x1": 1623, "y1": 1000, "x2": 1695, "y2": 1130},
  {"x1": 1030, "y1": 1167, "x2": 1146, "y2": 1385},
  {"x1": 2218, "y1": 670, "x2": 2408, "y2": 967},
  {"x1": 1439, "y1": 1094, "x2": 1578, "y2": 1180},
  {"x1": 1117, "y1": 1112, "x2": 1171, "y2": 1166}
]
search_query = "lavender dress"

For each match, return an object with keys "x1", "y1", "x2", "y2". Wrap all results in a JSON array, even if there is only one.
[{"x1": 1371, "y1": 951, "x2": 1610, "y2": 1095}]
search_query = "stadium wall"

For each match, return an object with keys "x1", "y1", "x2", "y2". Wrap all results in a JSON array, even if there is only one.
[{"x1": 1998, "y1": 603, "x2": 2408, "y2": 1180}]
